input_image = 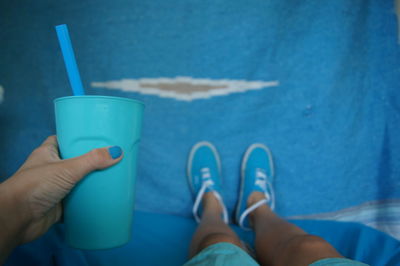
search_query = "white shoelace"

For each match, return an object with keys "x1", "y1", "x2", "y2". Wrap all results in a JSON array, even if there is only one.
[
  {"x1": 239, "y1": 168, "x2": 275, "y2": 229},
  {"x1": 192, "y1": 168, "x2": 229, "y2": 224}
]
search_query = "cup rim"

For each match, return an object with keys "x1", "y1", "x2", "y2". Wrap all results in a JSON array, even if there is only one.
[{"x1": 54, "y1": 95, "x2": 144, "y2": 106}]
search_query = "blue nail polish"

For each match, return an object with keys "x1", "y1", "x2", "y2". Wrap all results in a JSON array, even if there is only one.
[{"x1": 108, "y1": 146, "x2": 122, "y2": 159}]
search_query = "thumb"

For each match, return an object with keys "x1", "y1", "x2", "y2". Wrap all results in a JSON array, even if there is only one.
[{"x1": 57, "y1": 146, "x2": 123, "y2": 184}]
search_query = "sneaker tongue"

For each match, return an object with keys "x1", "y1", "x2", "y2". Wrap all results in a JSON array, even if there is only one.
[
  {"x1": 254, "y1": 168, "x2": 267, "y2": 192},
  {"x1": 201, "y1": 167, "x2": 221, "y2": 192},
  {"x1": 255, "y1": 178, "x2": 267, "y2": 192},
  {"x1": 203, "y1": 179, "x2": 215, "y2": 192}
]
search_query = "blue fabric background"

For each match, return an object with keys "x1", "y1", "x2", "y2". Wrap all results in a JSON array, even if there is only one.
[
  {"x1": 1, "y1": 0, "x2": 399, "y2": 218},
  {"x1": 1, "y1": 0, "x2": 400, "y2": 264}
]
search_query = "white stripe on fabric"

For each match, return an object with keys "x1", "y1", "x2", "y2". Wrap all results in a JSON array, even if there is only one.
[
  {"x1": 91, "y1": 77, "x2": 279, "y2": 101},
  {"x1": 289, "y1": 199, "x2": 400, "y2": 240}
]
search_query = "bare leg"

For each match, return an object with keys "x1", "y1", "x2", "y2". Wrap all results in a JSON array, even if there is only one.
[
  {"x1": 250, "y1": 192, "x2": 343, "y2": 266},
  {"x1": 189, "y1": 192, "x2": 244, "y2": 258}
]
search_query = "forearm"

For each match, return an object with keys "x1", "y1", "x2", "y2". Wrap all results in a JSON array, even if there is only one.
[
  {"x1": 0, "y1": 227, "x2": 20, "y2": 265},
  {"x1": 0, "y1": 181, "x2": 26, "y2": 265}
]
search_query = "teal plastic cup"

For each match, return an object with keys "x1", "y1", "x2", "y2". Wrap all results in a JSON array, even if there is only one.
[{"x1": 54, "y1": 95, "x2": 144, "y2": 250}]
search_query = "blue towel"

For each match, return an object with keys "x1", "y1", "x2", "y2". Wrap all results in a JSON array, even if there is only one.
[{"x1": 5, "y1": 211, "x2": 400, "y2": 266}]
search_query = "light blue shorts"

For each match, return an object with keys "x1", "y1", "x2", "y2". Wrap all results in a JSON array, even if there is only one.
[{"x1": 184, "y1": 242, "x2": 369, "y2": 266}]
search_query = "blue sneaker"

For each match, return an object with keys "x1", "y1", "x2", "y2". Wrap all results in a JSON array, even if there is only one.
[
  {"x1": 236, "y1": 144, "x2": 275, "y2": 230},
  {"x1": 187, "y1": 141, "x2": 228, "y2": 224}
]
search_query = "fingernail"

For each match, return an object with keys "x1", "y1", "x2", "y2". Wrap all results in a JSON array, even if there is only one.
[{"x1": 108, "y1": 146, "x2": 122, "y2": 159}]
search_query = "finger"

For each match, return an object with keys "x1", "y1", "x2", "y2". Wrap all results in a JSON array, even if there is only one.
[
  {"x1": 18, "y1": 135, "x2": 61, "y2": 172},
  {"x1": 53, "y1": 203, "x2": 63, "y2": 224},
  {"x1": 39, "y1": 135, "x2": 60, "y2": 162},
  {"x1": 40, "y1": 135, "x2": 59, "y2": 152},
  {"x1": 40, "y1": 135, "x2": 57, "y2": 146},
  {"x1": 56, "y1": 146, "x2": 123, "y2": 185}
]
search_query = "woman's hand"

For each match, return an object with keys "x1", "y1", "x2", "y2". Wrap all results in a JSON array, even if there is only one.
[{"x1": 0, "y1": 135, "x2": 123, "y2": 263}]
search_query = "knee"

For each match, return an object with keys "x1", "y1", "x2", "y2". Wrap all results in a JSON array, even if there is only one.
[
  {"x1": 294, "y1": 235, "x2": 328, "y2": 249},
  {"x1": 281, "y1": 234, "x2": 338, "y2": 257},
  {"x1": 198, "y1": 233, "x2": 242, "y2": 251},
  {"x1": 272, "y1": 235, "x2": 341, "y2": 266}
]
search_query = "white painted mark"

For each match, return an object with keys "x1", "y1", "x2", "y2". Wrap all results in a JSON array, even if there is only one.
[
  {"x1": 91, "y1": 76, "x2": 279, "y2": 101},
  {"x1": 0, "y1": 85, "x2": 4, "y2": 104}
]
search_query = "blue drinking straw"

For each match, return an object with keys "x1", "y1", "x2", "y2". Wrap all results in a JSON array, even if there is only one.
[{"x1": 55, "y1": 24, "x2": 85, "y2": 96}]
